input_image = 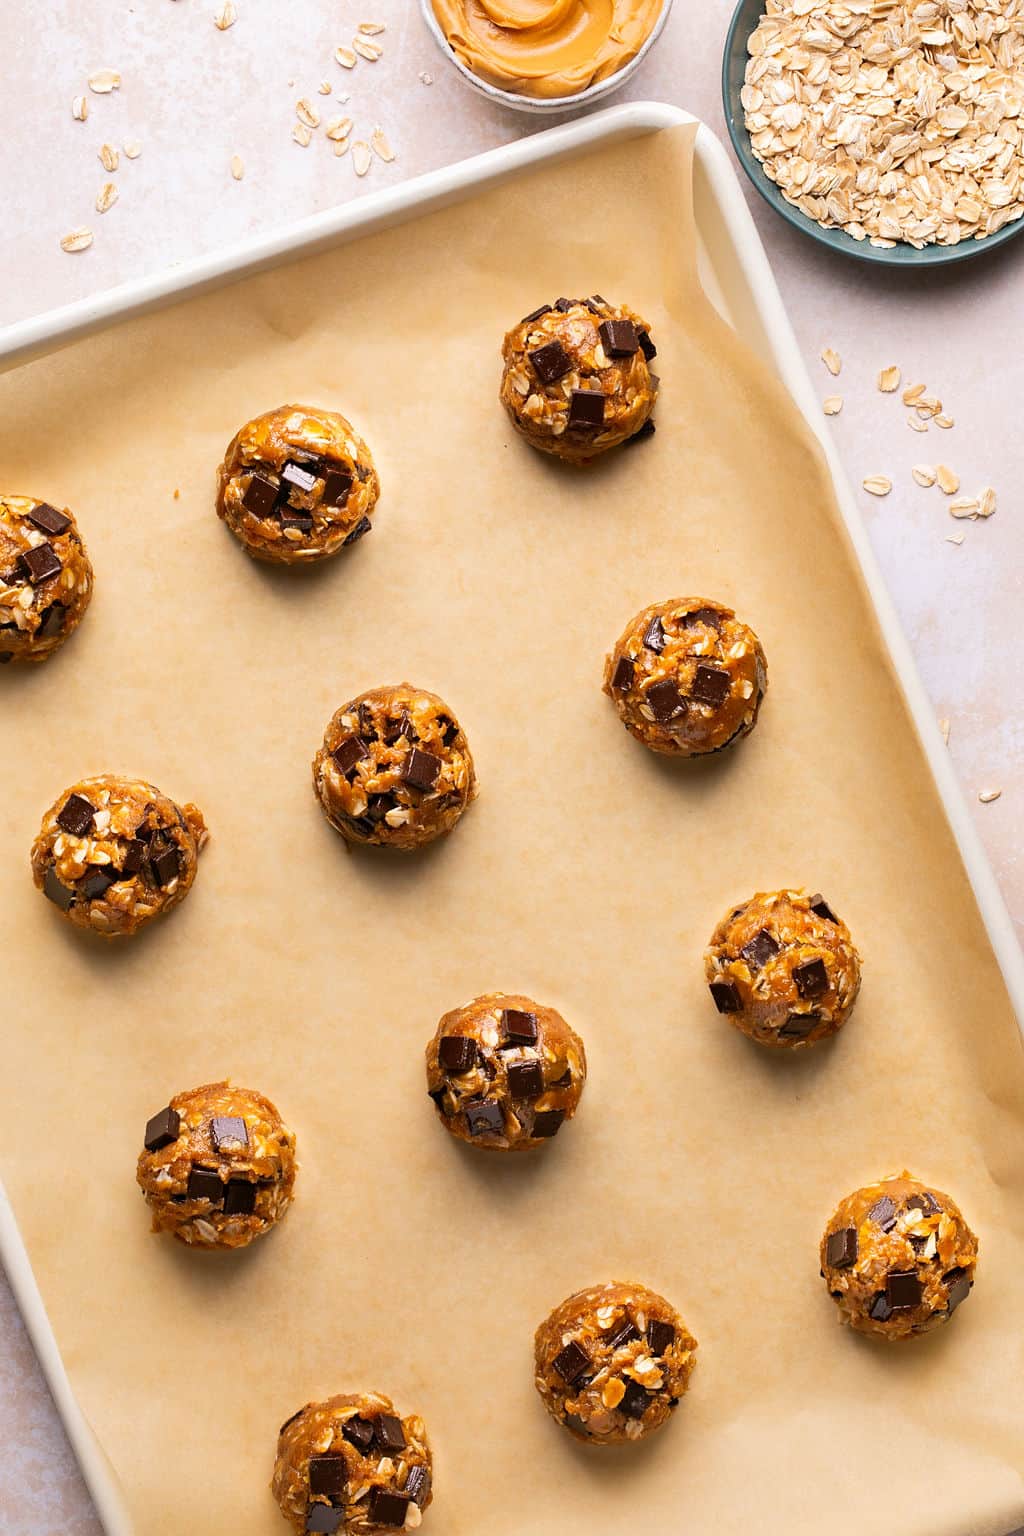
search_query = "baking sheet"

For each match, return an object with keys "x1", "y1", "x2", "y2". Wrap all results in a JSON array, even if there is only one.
[{"x1": 1, "y1": 120, "x2": 1022, "y2": 1536}]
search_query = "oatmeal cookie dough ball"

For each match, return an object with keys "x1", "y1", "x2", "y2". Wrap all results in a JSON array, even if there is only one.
[
  {"x1": 500, "y1": 295, "x2": 658, "y2": 463},
  {"x1": 30, "y1": 774, "x2": 208, "y2": 938},
  {"x1": 705, "y1": 888, "x2": 860, "y2": 1047},
  {"x1": 426, "y1": 992, "x2": 586, "y2": 1152},
  {"x1": 272, "y1": 1392, "x2": 433, "y2": 1534},
  {"x1": 821, "y1": 1173, "x2": 978, "y2": 1341},
  {"x1": 0, "y1": 495, "x2": 93, "y2": 664},
  {"x1": 604, "y1": 596, "x2": 767, "y2": 757},
  {"x1": 534, "y1": 1281, "x2": 697, "y2": 1445},
  {"x1": 313, "y1": 684, "x2": 476, "y2": 851},
  {"x1": 137, "y1": 1081, "x2": 296, "y2": 1251},
  {"x1": 216, "y1": 404, "x2": 380, "y2": 565}
]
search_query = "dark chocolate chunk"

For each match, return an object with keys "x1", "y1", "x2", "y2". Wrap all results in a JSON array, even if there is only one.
[
  {"x1": 619, "y1": 1380, "x2": 650, "y2": 1419},
  {"x1": 280, "y1": 509, "x2": 314, "y2": 534},
  {"x1": 906, "y1": 1191, "x2": 940, "y2": 1215},
  {"x1": 342, "y1": 1417, "x2": 376, "y2": 1453},
  {"x1": 599, "y1": 318, "x2": 638, "y2": 357},
  {"x1": 465, "y1": 1099, "x2": 504, "y2": 1137},
  {"x1": 37, "y1": 602, "x2": 66, "y2": 639},
  {"x1": 506, "y1": 1060, "x2": 544, "y2": 1099},
  {"x1": 867, "y1": 1195, "x2": 897, "y2": 1231},
  {"x1": 825, "y1": 1227, "x2": 858, "y2": 1269},
  {"x1": 554, "y1": 297, "x2": 577, "y2": 312},
  {"x1": 242, "y1": 472, "x2": 279, "y2": 518},
  {"x1": 427, "y1": 1086, "x2": 448, "y2": 1111},
  {"x1": 607, "y1": 1319, "x2": 640, "y2": 1351},
  {"x1": 280, "y1": 460, "x2": 318, "y2": 496},
  {"x1": 43, "y1": 866, "x2": 75, "y2": 911},
  {"x1": 321, "y1": 465, "x2": 353, "y2": 506},
  {"x1": 808, "y1": 893, "x2": 838, "y2": 923},
  {"x1": 438, "y1": 1035, "x2": 477, "y2": 1073},
  {"x1": 528, "y1": 339, "x2": 572, "y2": 386},
  {"x1": 223, "y1": 1178, "x2": 257, "y2": 1215},
  {"x1": 532, "y1": 1109, "x2": 565, "y2": 1138},
  {"x1": 150, "y1": 844, "x2": 181, "y2": 888},
  {"x1": 740, "y1": 928, "x2": 780, "y2": 971},
  {"x1": 869, "y1": 1293, "x2": 893, "y2": 1322},
  {"x1": 551, "y1": 1066, "x2": 572, "y2": 1087},
  {"x1": 567, "y1": 387, "x2": 605, "y2": 432},
  {"x1": 611, "y1": 655, "x2": 634, "y2": 692},
  {"x1": 18, "y1": 543, "x2": 61, "y2": 586},
  {"x1": 332, "y1": 736, "x2": 369, "y2": 776},
  {"x1": 646, "y1": 1319, "x2": 676, "y2": 1356},
  {"x1": 709, "y1": 979, "x2": 741, "y2": 1014},
  {"x1": 646, "y1": 678, "x2": 686, "y2": 721},
  {"x1": 28, "y1": 503, "x2": 72, "y2": 537},
  {"x1": 366, "y1": 1488, "x2": 410, "y2": 1528},
  {"x1": 564, "y1": 1413, "x2": 590, "y2": 1435},
  {"x1": 436, "y1": 714, "x2": 459, "y2": 746},
  {"x1": 680, "y1": 606, "x2": 722, "y2": 629},
  {"x1": 382, "y1": 713, "x2": 413, "y2": 747},
  {"x1": 343, "y1": 515, "x2": 372, "y2": 546},
  {"x1": 211, "y1": 1115, "x2": 249, "y2": 1150},
  {"x1": 642, "y1": 615, "x2": 666, "y2": 654},
  {"x1": 779, "y1": 1011, "x2": 820, "y2": 1039},
  {"x1": 690, "y1": 664, "x2": 731, "y2": 707},
  {"x1": 187, "y1": 1167, "x2": 223, "y2": 1202},
  {"x1": 502, "y1": 1008, "x2": 538, "y2": 1045},
  {"x1": 121, "y1": 839, "x2": 147, "y2": 876},
  {"x1": 403, "y1": 1464, "x2": 431, "y2": 1506},
  {"x1": 552, "y1": 1340, "x2": 591, "y2": 1385},
  {"x1": 944, "y1": 1267, "x2": 972, "y2": 1313},
  {"x1": 400, "y1": 747, "x2": 441, "y2": 792},
  {"x1": 374, "y1": 1414, "x2": 407, "y2": 1453},
  {"x1": 637, "y1": 328, "x2": 657, "y2": 361},
  {"x1": 79, "y1": 866, "x2": 117, "y2": 901},
  {"x1": 623, "y1": 418, "x2": 656, "y2": 446},
  {"x1": 56, "y1": 793, "x2": 95, "y2": 837},
  {"x1": 520, "y1": 303, "x2": 552, "y2": 325},
  {"x1": 279, "y1": 1406, "x2": 307, "y2": 1437},
  {"x1": 365, "y1": 792, "x2": 396, "y2": 824},
  {"x1": 309, "y1": 1454, "x2": 347, "y2": 1497},
  {"x1": 305, "y1": 1506, "x2": 344, "y2": 1534},
  {"x1": 144, "y1": 1105, "x2": 181, "y2": 1152},
  {"x1": 886, "y1": 1270, "x2": 922, "y2": 1310},
  {"x1": 792, "y1": 958, "x2": 828, "y2": 1000},
  {"x1": 588, "y1": 293, "x2": 608, "y2": 308}
]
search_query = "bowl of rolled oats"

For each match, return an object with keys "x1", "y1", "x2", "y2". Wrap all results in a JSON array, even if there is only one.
[{"x1": 723, "y1": 0, "x2": 1024, "y2": 265}]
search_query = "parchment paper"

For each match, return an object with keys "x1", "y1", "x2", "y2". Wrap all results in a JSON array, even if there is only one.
[{"x1": 1, "y1": 124, "x2": 1022, "y2": 1536}]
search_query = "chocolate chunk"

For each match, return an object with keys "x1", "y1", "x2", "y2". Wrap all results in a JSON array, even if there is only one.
[
  {"x1": 779, "y1": 1012, "x2": 820, "y2": 1039},
  {"x1": 506, "y1": 1060, "x2": 544, "y2": 1099},
  {"x1": 28, "y1": 503, "x2": 72, "y2": 537},
  {"x1": 150, "y1": 844, "x2": 181, "y2": 888},
  {"x1": 619, "y1": 1380, "x2": 650, "y2": 1419},
  {"x1": 944, "y1": 1267, "x2": 972, "y2": 1313},
  {"x1": 646, "y1": 1319, "x2": 676, "y2": 1356},
  {"x1": 709, "y1": 979, "x2": 741, "y2": 1014},
  {"x1": 438, "y1": 1035, "x2": 476, "y2": 1073},
  {"x1": 867, "y1": 1195, "x2": 897, "y2": 1231},
  {"x1": 374, "y1": 1414, "x2": 407, "y2": 1453},
  {"x1": 365, "y1": 792, "x2": 396, "y2": 824},
  {"x1": 332, "y1": 736, "x2": 369, "y2": 776},
  {"x1": 554, "y1": 297, "x2": 577, "y2": 312},
  {"x1": 366, "y1": 1488, "x2": 410, "y2": 1528},
  {"x1": 642, "y1": 615, "x2": 666, "y2": 654},
  {"x1": 427, "y1": 1086, "x2": 447, "y2": 1112},
  {"x1": 242, "y1": 472, "x2": 279, "y2": 518},
  {"x1": 623, "y1": 418, "x2": 656, "y2": 446},
  {"x1": 886, "y1": 1270, "x2": 922, "y2": 1311},
  {"x1": 551, "y1": 1066, "x2": 572, "y2": 1087},
  {"x1": 792, "y1": 958, "x2": 828, "y2": 1000},
  {"x1": 599, "y1": 318, "x2": 638, "y2": 357},
  {"x1": 564, "y1": 1412, "x2": 590, "y2": 1435},
  {"x1": 552, "y1": 1340, "x2": 591, "y2": 1385},
  {"x1": 280, "y1": 460, "x2": 318, "y2": 496},
  {"x1": 56, "y1": 793, "x2": 95, "y2": 837},
  {"x1": 305, "y1": 1507, "x2": 344, "y2": 1534},
  {"x1": 465, "y1": 1099, "x2": 504, "y2": 1137},
  {"x1": 144, "y1": 1105, "x2": 181, "y2": 1152},
  {"x1": 37, "y1": 602, "x2": 66, "y2": 639},
  {"x1": 382, "y1": 713, "x2": 412, "y2": 747},
  {"x1": 808, "y1": 893, "x2": 838, "y2": 923},
  {"x1": 79, "y1": 866, "x2": 117, "y2": 901},
  {"x1": 436, "y1": 714, "x2": 459, "y2": 746},
  {"x1": 826, "y1": 1227, "x2": 857, "y2": 1269},
  {"x1": 223, "y1": 1178, "x2": 257, "y2": 1215},
  {"x1": 280, "y1": 509, "x2": 314, "y2": 534},
  {"x1": 187, "y1": 1167, "x2": 223, "y2": 1202},
  {"x1": 309, "y1": 1454, "x2": 347, "y2": 1497},
  {"x1": 607, "y1": 1320, "x2": 640, "y2": 1351},
  {"x1": 18, "y1": 543, "x2": 62, "y2": 586},
  {"x1": 43, "y1": 866, "x2": 75, "y2": 911},
  {"x1": 637, "y1": 328, "x2": 657, "y2": 361},
  {"x1": 343, "y1": 515, "x2": 372, "y2": 546},
  {"x1": 567, "y1": 387, "x2": 605, "y2": 432},
  {"x1": 906, "y1": 1191, "x2": 940, "y2": 1215},
  {"x1": 403, "y1": 1465, "x2": 431, "y2": 1507},
  {"x1": 279, "y1": 1407, "x2": 306, "y2": 1438},
  {"x1": 121, "y1": 839, "x2": 147, "y2": 876},
  {"x1": 342, "y1": 1416, "x2": 375, "y2": 1453},
  {"x1": 869, "y1": 1292, "x2": 893, "y2": 1322},
  {"x1": 532, "y1": 1109, "x2": 565, "y2": 1137},
  {"x1": 588, "y1": 293, "x2": 608, "y2": 309},
  {"x1": 520, "y1": 303, "x2": 552, "y2": 325},
  {"x1": 401, "y1": 748, "x2": 441, "y2": 792},
  {"x1": 680, "y1": 606, "x2": 722, "y2": 629},
  {"x1": 690, "y1": 664, "x2": 731, "y2": 707},
  {"x1": 740, "y1": 929, "x2": 780, "y2": 972},
  {"x1": 502, "y1": 1008, "x2": 538, "y2": 1045},
  {"x1": 321, "y1": 465, "x2": 353, "y2": 506},
  {"x1": 646, "y1": 678, "x2": 686, "y2": 721},
  {"x1": 611, "y1": 655, "x2": 634, "y2": 692},
  {"x1": 211, "y1": 1115, "x2": 249, "y2": 1151},
  {"x1": 529, "y1": 339, "x2": 572, "y2": 386}
]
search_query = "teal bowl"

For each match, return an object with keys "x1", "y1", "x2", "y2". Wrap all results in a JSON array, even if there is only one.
[{"x1": 722, "y1": 0, "x2": 1024, "y2": 267}]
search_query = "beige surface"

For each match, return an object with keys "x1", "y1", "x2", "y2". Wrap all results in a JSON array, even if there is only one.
[{"x1": 0, "y1": 123, "x2": 1022, "y2": 1536}]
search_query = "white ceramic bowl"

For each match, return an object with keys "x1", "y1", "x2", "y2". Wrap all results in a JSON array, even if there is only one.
[{"x1": 419, "y1": 0, "x2": 674, "y2": 115}]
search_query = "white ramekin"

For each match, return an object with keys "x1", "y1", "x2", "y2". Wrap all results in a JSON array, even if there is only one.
[{"x1": 419, "y1": 0, "x2": 674, "y2": 115}]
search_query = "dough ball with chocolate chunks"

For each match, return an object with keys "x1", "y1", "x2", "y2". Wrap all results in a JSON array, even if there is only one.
[
  {"x1": 821, "y1": 1173, "x2": 978, "y2": 1341},
  {"x1": 426, "y1": 992, "x2": 586, "y2": 1152},
  {"x1": 216, "y1": 404, "x2": 380, "y2": 565},
  {"x1": 312, "y1": 683, "x2": 477, "y2": 851},
  {"x1": 30, "y1": 775, "x2": 208, "y2": 938},
  {"x1": 604, "y1": 596, "x2": 767, "y2": 757},
  {"x1": 137, "y1": 1080, "x2": 296, "y2": 1251},
  {"x1": 272, "y1": 1391, "x2": 433, "y2": 1534},
  {"x1": 704, "y1": 888, "x2": 860, "y2": 1048},
  {"x1": 0, "y1": 495, "x2": 93, "y2": 664},
  {"x1": 500, "y1": 296, "x2": 658, "y2": 464},
  {"x1": 534, "y1": 1281, "x2": 697, "y2": 1445}
]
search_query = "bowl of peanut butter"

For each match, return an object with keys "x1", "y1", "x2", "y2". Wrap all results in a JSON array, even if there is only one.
[{"x1": 420, "y1": 0, "x2": 673, "y2": 113}]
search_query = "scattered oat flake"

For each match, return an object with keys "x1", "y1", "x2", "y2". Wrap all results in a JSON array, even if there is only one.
[
  {"x1": 877, "y1": 366, "x2": 901, "y2": 392},
  {"x1": 72, "y1": 95, "x2": 89, "y2": 121},
  {"x1": 60, "y1": 227, "x2": 94, "y2": 253},
  {"x1": 123, "y1": 139, "x2": 142, "y2": 159},
  {"x1": 326, "y1": 116, "x2": 352, "y2": 141},
  {"x1": 978, "y1": 788, "x2": 1002, "y2": 804},
  {"x1": 95, "y1": 181, "x2": 118, "y2": 213},
  {"x1": 821, "y1": 347, "x2": 841, "y2": 376},
  {"x1": 353, "y1": 36, "x2": 382, "y2": 60},
  {"x1": 99, "y1": 143, "x2": 119, "y2": 172},
  {"x1": 907, "y1": 416, "x2": 928, "y2": 433},
  {"x1": 978, "y1": 487, "x2": 997, "y2": 519},
  {"x1": 912, "y1": 465, "x2": 936, "y2": 487},
  {"x1": 949, "y1": 497, "x2": 980, "y2": 518},
  {"x1": 945, "y1": 533, "x2": 965, "y2": 545},
  {"x1": 292, "y1": 122, "x2": 312, "y2": 148},
  {"x1": 214, "y1": 0, "x2": 236, "y2": 27},
  {"x1": 862, "y1": 475, "x2": 892, "y2": 497},
  {"x1": 418, "y1": 71, "x2": 433, "y2": 85},
  {"x1": 230, "y1": 153, "x2": 244, "y2": 180},
  {"x1": 371, "y1": 127, "x2": 394, "y2": 162},
  {"x1": 333, "y1": 138, "x2": 350, "y2": 157},
  {"x1": 335, "y1": 45, "x2": 357, "y2": 68},
  {"x1": 935, "y1": 414, "x2": 954, "y2": 429},
  {"x1": 359, "y1": 21, "x2": 385, "y2": 33},
  {"x1": 296, "y1": 98, "x2": 320, "y2": 128},
  {"x1": 936, "y1": 465, "x2": 959, "y2": 495},
  {"x1": 823, "y1": 395, "x2": 842, "y2": 415},
  {"x1": 318, "y1": 80, "x2": 332, "y2": 95},
  {"x1": 903, "y1": 383, "x2": 925, "y2": 405},
  {"x1": 939, "y1": 717, "x2": 951, "y2": 745},
  {"x1": 352, "y1": 139, "x2": 372, "y2": 176},
  {"x1": 88, "y1": 69, "x2": 120, "y2": 93}
]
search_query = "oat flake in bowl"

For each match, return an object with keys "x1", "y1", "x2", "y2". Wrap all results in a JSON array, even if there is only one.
[{"x1": 741, "y1": 0, "x2": 1024, "y2": 251}]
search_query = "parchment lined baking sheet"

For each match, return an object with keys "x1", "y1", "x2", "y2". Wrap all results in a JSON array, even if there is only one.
[{"x1": 1, "y1": 122, "x2": 1022, "y2": 1536}]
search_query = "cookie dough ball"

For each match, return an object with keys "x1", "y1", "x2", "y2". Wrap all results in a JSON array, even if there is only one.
[
  {"x1": 705, "y1": 888, "x2": 860, "y2": 1047},
  {"x1": 426, "y1": 992, "x2": 586, "y2": 1152},
  {"x1": 534, "y1": 1281, "x2": 697, "y2": 1445},
  {"x1": 604, "y1": 596, "x2": 767, "y2": 757},
  {"x1": 272, "y1": 1392, "x2": 433, "y2": 1534},
  {"x1": 30, "y1": 775, "x2": 208, "y2": 938},
  {"x1": 216, "y1": 404, "x2": 380, "y2": 565},
  {"x1": 137, "y1": 1081, "x2": 296, "y2": 1251},
  {"x1": 0, "y1": 495, "x2": 93, "y2": 664},
  {"x1": 500, "y1": 295, "x2": 658, "y2": 463},
  {"x1": 313, "y1": 684, "x2": 477, "y2": 851},
  {"x1": 821, "y1": 1173, "x2": 978, "y2": 1341}
]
